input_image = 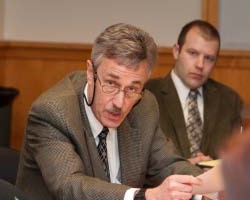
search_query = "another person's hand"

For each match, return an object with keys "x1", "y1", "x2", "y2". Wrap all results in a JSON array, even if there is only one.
[
  {"x1": 202, "y1": 196, "x2": 212, "y2": 200},
  {"x1": 188, "y1": 152, "x2": 212, "y2": 165},
  {"x1": 145, "y1": 175, "x2": 202, "y2": 200},
  {"x1": 218, "y1": 191, "x2": 225, "y2": 200},
  {"x1": 202, "y1": 191, "x2": 225, "y2": 200}
]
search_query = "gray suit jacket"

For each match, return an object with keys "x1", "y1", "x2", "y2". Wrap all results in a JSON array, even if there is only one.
[
  {"x1": 145, "y1": 73, "x2": 243, "y2": 159},
  {"x1": 16, "y1": 71, "x2": 201, "y2": 200}
]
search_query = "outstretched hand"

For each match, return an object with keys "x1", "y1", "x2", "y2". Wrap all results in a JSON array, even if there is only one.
[{"x1": 145, "y1": 174, "x2": 202, "y2": 200}]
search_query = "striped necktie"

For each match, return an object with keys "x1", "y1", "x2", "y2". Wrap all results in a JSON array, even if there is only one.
[
  {"x1": 97, "y1": 127, "x2": 110, "y2": 181},
  {"x1": 186, "y1": 90, "x2": 203, "y2": 156}
]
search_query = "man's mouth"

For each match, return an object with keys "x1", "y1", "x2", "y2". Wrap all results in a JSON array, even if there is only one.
[
  {"x1": 106, "y1": 108, "x2": 122, "y2": 121},
  {"x1": 190, "y1": 72, "x2": 203, "y2": 80}
]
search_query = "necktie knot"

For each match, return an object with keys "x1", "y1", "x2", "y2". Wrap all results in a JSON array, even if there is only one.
[
  {"x1": 98, "y1": 127, "x2": 109, "y2": 140},
  {"x1": 188, "y1": 89, "x2": 198, "y2": 100}
]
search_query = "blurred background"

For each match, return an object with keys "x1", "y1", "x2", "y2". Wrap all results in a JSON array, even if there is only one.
[{"x1": 0, "y1": 0, "x2": 250, "y2": 150}]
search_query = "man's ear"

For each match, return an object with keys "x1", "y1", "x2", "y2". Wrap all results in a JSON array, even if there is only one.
[
  {"x1": 172, "y1": 43, "x2": 180, "y2": 60},
  {"x1": 86, "y1": 60, "x2": 95, "y2": 84}
]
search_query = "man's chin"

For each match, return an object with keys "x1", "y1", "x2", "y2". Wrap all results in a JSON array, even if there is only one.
[
  {"x1": 188, "y1": 81, "x2": 203, "y2": 89},
  {"x1": 102, "y1": 119, "x2": 123, "y2": 128}
]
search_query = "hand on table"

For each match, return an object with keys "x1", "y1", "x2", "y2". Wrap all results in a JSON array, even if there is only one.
[
  {"x1": 188, "y1": 152, "x2": 212, "y2": 165},
  {"x1": 218, "y1": 191, "x2": 225, "y2": 200}
]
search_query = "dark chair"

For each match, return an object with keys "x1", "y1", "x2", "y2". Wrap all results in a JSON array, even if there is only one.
[
  {"x1": 0, "y1": 178, "x2": 30, "y2": 200},
  {"x1": 0, "y1": 146, "x2": 20, "y2": 184}
]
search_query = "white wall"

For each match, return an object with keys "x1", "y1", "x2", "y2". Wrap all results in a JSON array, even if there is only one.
[
  {"x1": 219, "y1": 0, "x2": 250, "y2": 50},
  {"x1": 3, "y1": 0, "x2": 201, "y2": 46}
]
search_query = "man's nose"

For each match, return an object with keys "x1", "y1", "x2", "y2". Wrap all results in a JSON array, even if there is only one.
[
  {"x1": 112, "y1": 90, "x2": 125, "y2": 108},
  {"x1": 196, "y1": 56, "x2": 204, "y2": 69}
]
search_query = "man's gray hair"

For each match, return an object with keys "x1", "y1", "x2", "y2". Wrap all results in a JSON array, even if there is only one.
[{"x1": 91, "y1": 23, "x2": 158, "y2": 73}]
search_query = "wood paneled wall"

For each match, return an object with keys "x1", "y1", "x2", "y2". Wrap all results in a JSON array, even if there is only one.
[
  {"x1": 202, "y1": 0, "x2": 219, "y2": 28},
  {"x1": 0, "y1": 41, "x2": 91, "y2": 149},
  {"x1": 1, "y1": 41, "x2": 250, "y2": 150}
]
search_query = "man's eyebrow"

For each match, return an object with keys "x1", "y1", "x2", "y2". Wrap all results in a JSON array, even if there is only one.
[
  {"x1": 131, "y1": 80, "x2": 142, "y2": 85},
  {"x1": 107, "y1": 73, "x2": 142, "y2": 85},
  {"x1": 186, "y1": 48, "x2": 198, "y2": 52},
  {"x1": 107, "y1": 73, "x2": 119, "y2": 79}
]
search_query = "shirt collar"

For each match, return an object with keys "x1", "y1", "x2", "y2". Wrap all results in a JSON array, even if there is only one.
[
  {"x1": 171, "y1": 69, "x2": 203, "y2": 101},
  {"x1": 84, "y1": 84, "x2": 103, "y2": 139}
]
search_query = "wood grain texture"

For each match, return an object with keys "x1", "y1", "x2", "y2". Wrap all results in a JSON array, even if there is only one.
[
  {"x1": 1, "y1": 41, "x2": 250, "y2": 150},
  {"x1": 202, "y1": 0, "x2": 219, "y2": 28}
]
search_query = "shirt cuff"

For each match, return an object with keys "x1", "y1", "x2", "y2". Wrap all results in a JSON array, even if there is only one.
[
  {"x1": 124, "y1": 188, "x2": 140, "y2": 200},
  {"x1": 192, "y1": 194, "x2": 203, "y2": 200}
]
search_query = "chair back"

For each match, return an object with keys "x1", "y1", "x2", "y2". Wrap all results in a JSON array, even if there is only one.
[
  {"x1": 0, "y1": 147, "x2": 20, "y2": 184},
  {"x1": 0, "y1": 179, "x2": 30, "y2": 200}
]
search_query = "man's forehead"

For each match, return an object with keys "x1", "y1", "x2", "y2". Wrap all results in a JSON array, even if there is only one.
[{"x1": 186, "y1": 28, "x2": 219, "y2": 45}]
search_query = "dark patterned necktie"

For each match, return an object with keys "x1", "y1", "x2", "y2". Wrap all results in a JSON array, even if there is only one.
[
  {"x1": 97, "y1": 127, "x2": 110, "y2": 181},
  {"x1": 186, "y1": 90, "x2": 203, "y2": 156}
]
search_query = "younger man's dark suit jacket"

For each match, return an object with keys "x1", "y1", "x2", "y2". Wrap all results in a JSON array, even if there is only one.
[{"x1": 145, "y1": 73, "x2": 243, "y2": 159}]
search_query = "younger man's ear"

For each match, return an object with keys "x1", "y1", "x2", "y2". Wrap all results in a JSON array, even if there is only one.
[{"x1": 172, "y1": 43, "x2": 180, "y2": 59}]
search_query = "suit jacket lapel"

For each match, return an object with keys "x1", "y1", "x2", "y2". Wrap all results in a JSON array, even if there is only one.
[
  {"x1": 201, "y1": 81, "x2": 220, "y2": 152},
  {"x1": 85, "y1": 130, "x2": 109, "y2": 181},
  {"x1": 118, "y1": 120, "x2": 143, "y2": 187},
  {"x1": 163, "y1": 75, "x2": 191, "y2": 158},
  {"x1": 78, "y1": 81, "x2": 110, "y2": 181}
]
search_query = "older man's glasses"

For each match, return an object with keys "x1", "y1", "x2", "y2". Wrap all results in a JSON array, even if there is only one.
[{"x1": 95, "y1": 73, "x2": 144, "y2": 101}]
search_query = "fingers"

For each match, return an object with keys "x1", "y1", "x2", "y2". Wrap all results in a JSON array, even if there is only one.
[
  {"x1": 166, "y1": 178, "x2": 191, "y2": 192},
  {"x1": 165, "y1": 175, "x2": 202, "y2": 196},
  {"x1": 147, "y1": 175, "x2": 202, "y2": 200},
  {"x1": 146, "y1": 187, "x2": 193, "y2": 200},
  {"x1": 167, "y1": 174, "x2": 202, "y2": 186},
  {"x1": 188, "y1": 153, "x2": 212, "y2": 165},
  {"x1": 195, "y1": 152, "x2": 212, "y2": 161},
  {"x1": 200, "y1": 155, "x2": 212, "y2": 161},
  {"x1": 188, "y1": 156, "x2": 203, "y2": 164},
  {"x1": 163, "y1": 175, "x2": 202, "y2": 199},
  {"x1": 167, "y1": 190, "x2": 193, "y2": 200}
]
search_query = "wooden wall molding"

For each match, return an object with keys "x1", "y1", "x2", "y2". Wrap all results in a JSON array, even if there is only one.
[
  {"x1": 202, "y1": 0, "x2": 219, "y2": 28},
  {"x1": 0, "y1": 41, "x2": 91, "y2": 149},
  {"x1": 0, "y1": 40, "x2": 92, "y2": 60},
  {"x1": 1, "y1": 41, "x2": 250, "y2": 150},
  {"x1": 217, "y1": 50, "x2": 250, "y2": 69}
]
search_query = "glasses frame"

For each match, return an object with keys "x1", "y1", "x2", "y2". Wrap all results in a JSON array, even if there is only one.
[{"x1": 94, "y1": 72, "x2": 144, "y2": 101}]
